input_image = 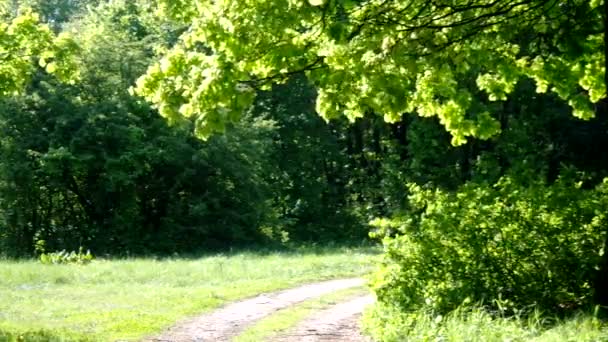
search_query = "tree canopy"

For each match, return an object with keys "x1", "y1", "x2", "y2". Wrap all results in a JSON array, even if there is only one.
[{"x1": 136, "y1": 0, "x2": 605, "y2": 144}]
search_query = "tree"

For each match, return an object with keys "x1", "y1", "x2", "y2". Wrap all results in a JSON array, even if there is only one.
[
  {"x1": 0, "y1": 0, "x2": 282, "y2": 255},
  {"x1": 135, "y1": 0, "x2": 608, "y2": 311},
  {"x1": 251, "y1": 77, "x2": 368, "y2": 241},
  {"x1": 136, "y1": 0, "x2": 604, "y2": 145}
]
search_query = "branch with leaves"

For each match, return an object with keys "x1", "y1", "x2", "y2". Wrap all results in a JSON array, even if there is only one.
[
  {"x1": 0, "y1": 10, "x2": 78, "y2": 96},
  {"x1": 137, "y1": 0, "x2": 604, "y2": 145}
]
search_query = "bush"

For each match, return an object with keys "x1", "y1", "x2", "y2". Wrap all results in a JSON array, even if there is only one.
[{"x1": 368, "y1": 174, "x2": 608, "y2": 321}]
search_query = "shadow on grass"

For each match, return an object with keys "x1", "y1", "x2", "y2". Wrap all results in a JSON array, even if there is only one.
[
  {"x1": 2, "y1": 242, "x2": 383, "y2": 261},
  {"x1": 0, "y1": 241, "x2": 381, "y2": 262},
  {"x1": 102, "y1": 241, "x2": 382, "y2": 261}
]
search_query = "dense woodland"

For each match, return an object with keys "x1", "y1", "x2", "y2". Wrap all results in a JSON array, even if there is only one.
[{"x1": 1, "y1": 0, "x2": 608, "y2": 340}]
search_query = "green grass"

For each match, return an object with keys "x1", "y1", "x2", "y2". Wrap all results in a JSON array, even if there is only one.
[
  {"x1": 234, "y1": 286, "x2": 370, "y2": 342},
  {"x1": 0, "y1": 246, "x2": 377, "y2": 341},
  {"x1": 363, "y1": 303, "x2": 608, "y2": 342}
]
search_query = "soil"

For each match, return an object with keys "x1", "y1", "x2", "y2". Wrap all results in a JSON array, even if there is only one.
[{"x1": 270, "y1": 294, "x2": 374, "y2": 342}]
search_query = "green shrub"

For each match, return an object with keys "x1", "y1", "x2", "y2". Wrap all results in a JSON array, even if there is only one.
[
  {"x1": 39, "y1": 247, "x2": 94, "y2": 265},
  {"x1": 368, "y1": 174, "x2": 608, "y2": 320}
]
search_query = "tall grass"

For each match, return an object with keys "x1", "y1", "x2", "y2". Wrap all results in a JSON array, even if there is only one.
[
  {"x1": 0, "y1": 247, "x2": 377, "y2": 341},
  {"x1": 363, "y1": 303, "x2": 608, "y2": 342}
]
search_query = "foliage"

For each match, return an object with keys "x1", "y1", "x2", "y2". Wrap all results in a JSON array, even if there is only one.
[
  {"x1": 251, "y1": 77, "x2": 368, "y2": 242},
  {"x1": 368, "y1": 174, "x2": 608, "y2": 319},
  {"x1": 39, "y1": 247, "x2": 94, "y2": 265},
  {"x1": 0, "y1": 6, "x2": 78, "y2": 95},
  {"x1": 1, "y1": 0, "x2": 608, "y2": 338},
  {"x1": 137, "y1": 0, "x2": 604, "y2": 145},
  {"x1": 0, "y1": 1, "x2": 274, "y2": 255},
  {"x1": 0, "y1": 0, "x2": 377, "y2": 256},
  {"x1": 359, "y1": 76, "x2": 608, "y2": 339}
]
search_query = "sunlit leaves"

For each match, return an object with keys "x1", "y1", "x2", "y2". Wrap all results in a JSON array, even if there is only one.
[
  {"x1": 580, "y1": 55, "x2": 606, "y2": 103},
  {"x1": 137, "y1": 0, "x2": 605, "y2": 144},
  {"x1": 0, "y1": 10, "x2": 78, "y2": 96}
]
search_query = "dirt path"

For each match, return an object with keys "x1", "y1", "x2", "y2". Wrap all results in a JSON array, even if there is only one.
[
  {"x1": 270, "y1": 294, "x2": 374, "y2": 342},
  {"x1": 144, "y1": 278, "x2": 364, "y2": 342}
]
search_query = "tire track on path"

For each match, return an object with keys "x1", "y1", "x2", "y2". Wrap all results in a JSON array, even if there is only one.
[
  {"x1": 269, "y1": 294, "x2": 374, "y2": 342},
  {"x1": 144, "y1": 278, "x2": 364, "y2": 342}
]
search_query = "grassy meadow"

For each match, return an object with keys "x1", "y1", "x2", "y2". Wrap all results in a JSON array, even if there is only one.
[{"x1": 0, "y1": 246, "x2": 377, "y2": 341}]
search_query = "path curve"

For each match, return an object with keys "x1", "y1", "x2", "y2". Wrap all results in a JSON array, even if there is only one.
[
  {"x1": 270, "y1": 294, "x2": 374, "y2": 342},
  {"x1": 144, "y1": 278, "x2": 364, "y2": 342}
]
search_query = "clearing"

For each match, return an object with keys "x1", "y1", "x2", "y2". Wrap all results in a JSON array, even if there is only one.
[{"x1": 0, "y1": 246, "x2": 377, "y2": 341}]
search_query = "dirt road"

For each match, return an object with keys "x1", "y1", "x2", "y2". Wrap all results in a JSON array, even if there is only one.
[{"x1": 145, "y1": 278, "x2": 372, "y2": 342}]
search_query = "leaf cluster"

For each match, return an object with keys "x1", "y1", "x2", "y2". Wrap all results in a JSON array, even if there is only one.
[{"x1": 39, "y1": 247, "x2": 94, "y2": 265}]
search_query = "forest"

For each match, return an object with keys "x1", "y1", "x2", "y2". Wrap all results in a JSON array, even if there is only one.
[{"x1": 1, "y1": 0, "x2": 608, "y2": 341}]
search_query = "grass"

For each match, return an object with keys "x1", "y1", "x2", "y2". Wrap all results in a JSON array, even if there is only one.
[
  {"x1": 363, "y1": 303, "x2": 608, "y2": 342},
  {"x1": 0, "y1": 246, "x2": 377, "y2": 341},
  {"x1": 234, "y1": 286, "x2": 370, "y2": 342}
]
